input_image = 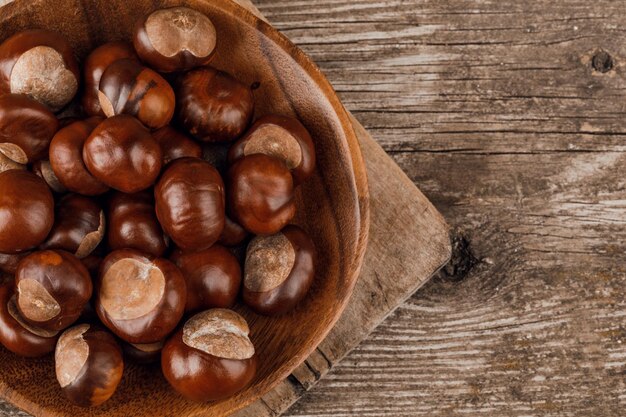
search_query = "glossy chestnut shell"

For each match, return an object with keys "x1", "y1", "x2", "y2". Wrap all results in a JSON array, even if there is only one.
[
  {"x1": 219, "y1": 216, "x2": 248, "y2": 247},
  {"x1": 133, "y1": 6, "x2": 217, "y2": 73},
  {"x1": 15, "y1": 250, "x2": 93, "y2": 331},
  {"x1": 95, "y1": 249, "x2": 186, "y2": 344},
  {"x1": 170, "y1": 245, "x2": 241, "y2": 313},
  {"x1": 242, "y1": 225, "x2": 316, "y2": 316},
  {"x1": 152, "y1": 126, "x2": 202, "y2": 165},
  {"x1": 0, "y1": 170, "x2": 54, "y2": 253},
  {"x1": 83, "y1": 115, "x2": 162, "y2": 193},
  {"x1": 155, "y1": 157, "x2": 225, "y2": 251},
  {"x1": 229, "y1": 115, "x2": 316, "y2": 185},
  {"x1": 176, "y1": 67, "x2": 254, "y2": 142},
  {"x1": 49, "y1": 117, "x2": 109, "y2": 196},
  {"x1": 227, "y1": 154, "x2": 296, "y2": 235},
  {"x1": 82, "y1": 41, "x2": 138, "y2": 116},
  {"x1": 107, "y1": 191, "x2": 167, "y2": 257}
]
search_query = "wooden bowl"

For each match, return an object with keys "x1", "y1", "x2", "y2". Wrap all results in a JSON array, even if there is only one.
[{"x1": 0, "y1": 0, "x2": 369, "y2": 416}]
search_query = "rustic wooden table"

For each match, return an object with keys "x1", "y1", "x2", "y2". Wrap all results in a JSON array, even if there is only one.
[{"x1": 1, "y1": 0, "x2": 625, "y2": 416}]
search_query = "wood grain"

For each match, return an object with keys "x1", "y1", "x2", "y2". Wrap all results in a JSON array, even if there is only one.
[{"x1": 245, "y1": 0, "x2": 626, "y2": 416}]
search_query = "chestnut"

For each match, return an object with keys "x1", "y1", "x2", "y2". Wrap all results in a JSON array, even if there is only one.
[
  {"x1": 227, "y1": 154, "x2": 296, "y2": 235},
  {"x1": 0, "y1": 94, "x2": 59, "y2": 164},
  {"x1": 170, "y1": 245, "x2": 241, "y2": 313},
  {"x1": 55, "y1": 324, "x2": 124, "y2": 407},
  {"x1": 229, "y1": 115, "x2": 316, "y2": 185},
  {"x1": 0, "y1": 251, "x2": 29, "y2": 274},
  {"x1": 123, "y1": 340, "x2": 164, "y2": 364},
  {"x1": 176, "y1": 67, "x2": 254, "y2": 142},
  {"x1": 82, "y1": 41, "x2": 137, "y2": 116},
  {"x1": 242, "y1": 225, "x2": 316, "y2": 315},
  {"x1": 15, "y1": 250, "x2": 92, "y2": 331},
  {"x1": 152, "y1": 126, "x2": 202, "y2": 165},
  {"x1": 0, "y1": 283, "x2": 58, "y2": 357},
  {"x1": 83, "y1": 115, "x2": 162, "y2": 193},
  {"x1": 107, "y1": 191, "x2": 167, "y2": 257},
  {"x1": 98, "y1": 58, "x2": 175, "y2": 129},
  {"x1": 219, "y1": 216, "x2": 248, "y2": 247},
  {"x1": 0, "y1": 30, "x2": 79, "y2": 111},
  {"x1": 32, "y1": 160, "x2": 66, "y2": 193},
  {"x1": 49, "y1": 117, "x2": 109, "y2": 196},
  {"x1": 134, "y1": 7, "x2": 217, "y2": 73},
  {"x1": 95, "y1": 249, "x2": 186, "y2": 343},
  {"x1": 0, "y1": 170, "x2": 54, "y2": 253},
  {"x1": 161, "y1": 309, "x2": 257, "y2": 402},
  {"x1": 155, "y1": 158, "x2": 225, "y2": 251},
  {"x1": 41, "y1": 194, "x2": 105, "y2": 259}
]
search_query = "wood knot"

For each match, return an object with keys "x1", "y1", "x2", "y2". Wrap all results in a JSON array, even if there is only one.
[
  {"x1": 440, "y1": 231, "x2": 479, "y2": 282},
  {"x1": 592, "y1": 50, "x2": 614, "y2": 73}
]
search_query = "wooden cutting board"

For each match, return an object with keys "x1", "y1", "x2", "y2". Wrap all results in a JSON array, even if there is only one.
[{"x1": 0, "y1": 1, "x2": 451, "y2": 416}]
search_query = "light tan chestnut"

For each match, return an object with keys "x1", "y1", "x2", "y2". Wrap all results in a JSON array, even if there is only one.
[
  {"x1": 134, "y1": 6, "x2": 217, "y2": 73},
  {"x1": 162, "y1": 309, "x2": 257, "y2": 402},
  {"x1": 55, "y1": 324, "x2": 124, "y2": 407}
]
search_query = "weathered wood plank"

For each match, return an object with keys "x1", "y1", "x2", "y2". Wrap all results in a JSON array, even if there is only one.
[{"x1": 247, "y1": 0, "x2": 626, "y2": 416}]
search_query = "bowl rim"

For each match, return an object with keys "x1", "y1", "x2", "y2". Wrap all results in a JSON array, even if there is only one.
[{"x1": 0, "y1": 0, "x2": 371, "y2": 414}]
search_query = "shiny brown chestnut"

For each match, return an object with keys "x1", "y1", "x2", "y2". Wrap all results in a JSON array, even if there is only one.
[
  {"x1": 170, "y1": 245, "x2": 241, "y2": 313},
  {"x1": 0, "y1": 30, "x2": 79, "y2": 111},
  {"x1": 0, "y1": 170, "x2": 54, "y2": 253},
  {"x1": 227, "y1": 154, "x2": 296, "y2": 235},
  {"x1": 95, "y1": 249, "x2": 186, "y2": 344},
  {"x1": 55, "y1": 324, "x2": 124, "y2": 407},
  {"x1": 0, "y1": 94, "x2": 59, "y2": 164},
  {"x1": 229, "y1": 115, "x2": 316, "y2": 185},
  {"x1": 242, "y1": 225, "x2": 316, "y2": 315},
  {"x1": 134, "y1": 7, "x2": 217, "y2": 73},
  {"x1": 82, "y1": 41, "x2": 137, "y2": 116},
  {"x1": 0, "y1": 283, "x2": 58, "y2": 357},
  {"x1": 49, "y1": 117, "x2": 109, "y2": 196},
  {"x1": 155, "y1": 158, "x2": 225, "y2": 251},
  {"x1": 15, "y1": 250, "x2": 93, "y2": 331},
  {"x1": 176, "y1": 67, "x2": 254, "y2": 142},
  {"x1": 219, "y1": 216, "x2": 249, "y2": 247},
  {"x1": 41, "y1": 194, "x2": 105, "y2": 259},
  {"x1": 32, "y1": 160, "x2": 66, "y2": 193},
  {"x1": 108, "y1": 191, "x2": 167, "y2": 257},
  {"x1": 161, "y1": 309, "x2": 257, "y2": 402},
  {"x1": 83, "y1": 115, "x2": 162, "y2": 193},
  {"x1": 153, "y1": 126, "x2": 202, "y2": 165},
  {"x1": 123, "y1": 339, "x2": 164, "y2": 364},
  {"x1": 98, "y1": 58, "x2": 175, "y2": 129}
]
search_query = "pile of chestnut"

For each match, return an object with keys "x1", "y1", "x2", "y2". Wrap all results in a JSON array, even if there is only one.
[{"x1": 0, "y1": 6, "x2": 317, "y2": 407}]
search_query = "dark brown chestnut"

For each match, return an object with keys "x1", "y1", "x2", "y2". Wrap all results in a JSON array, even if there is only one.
[
  {"x1": 227, "y1": 154, "x2": 296, "y2": 235},
  {"x1": 32, "y1": 160, "x2": 66, "y2": 193},
  {"x1": 0, "y1": 251, "x2": 29, "y2": 274},
  {"x1": 161, "y1": 309, "x2": 256, "y2": 402},
  {"x1": 0, "y1": 30, "x2": 79, "y2": 111},
  {"x1": 155, "y1": 158, "x2": 225, "y2": 251},
  {"x1": 82, "y1": 41, "x2": 137, "y2": 116},
  {"x1": 242, "y1": 225, "x2": 316, "y2": 315},
  {"x1": 83, "y1": 115, "x2": 162, "y2": 193},
  {"x1": 134, "y1": 7, "x2": 217, "y2": 73},
  {"x1": 123, "y1": 339, "x2": 164, "y2": 364},
  {"x1": 0, "y1": 94, "x2": 59, "y2": 164},
  {"x1": 41, "y1": 194, "x2": 105, "y2": 259},
  {"x1": 95, "y1": 249, "x2": 186, "y2": 344},
  {"x1": 176, "y1": 67, "x2": 254, "y2": 142},
  {"x1": 107, "y1": 191, "x2": 167, "y2": 257},
  {"x1": 49, "y1": 117, "x2": 109, "y2": 196},
  {"x1": 0, "y1": 282, "x2": 58, "y2": 357},
  {"x1": 98, "y1": 58, "x2": 175, "y2": 129},
  {"x1": 229, "y1": 115, "x2": 316, "y2": 184},
  {"x1": 170, "y1": 245, "x2": 241, "y2": 313},
  {"x1": 55, "y1": 324, "x2": 124, "y2": 407},
  {"x1": 15, "y1": 250, "x2": 93, "y2": 331},
  {"x1": 152, "y1": 126, "x2": 202, "y2": 165},
  {"x1": 219, "y1": 216, "x2": 248, "y2": 247},
  {"x1": 0, "y1": 170, "x2": 54, "y2": 253}
]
